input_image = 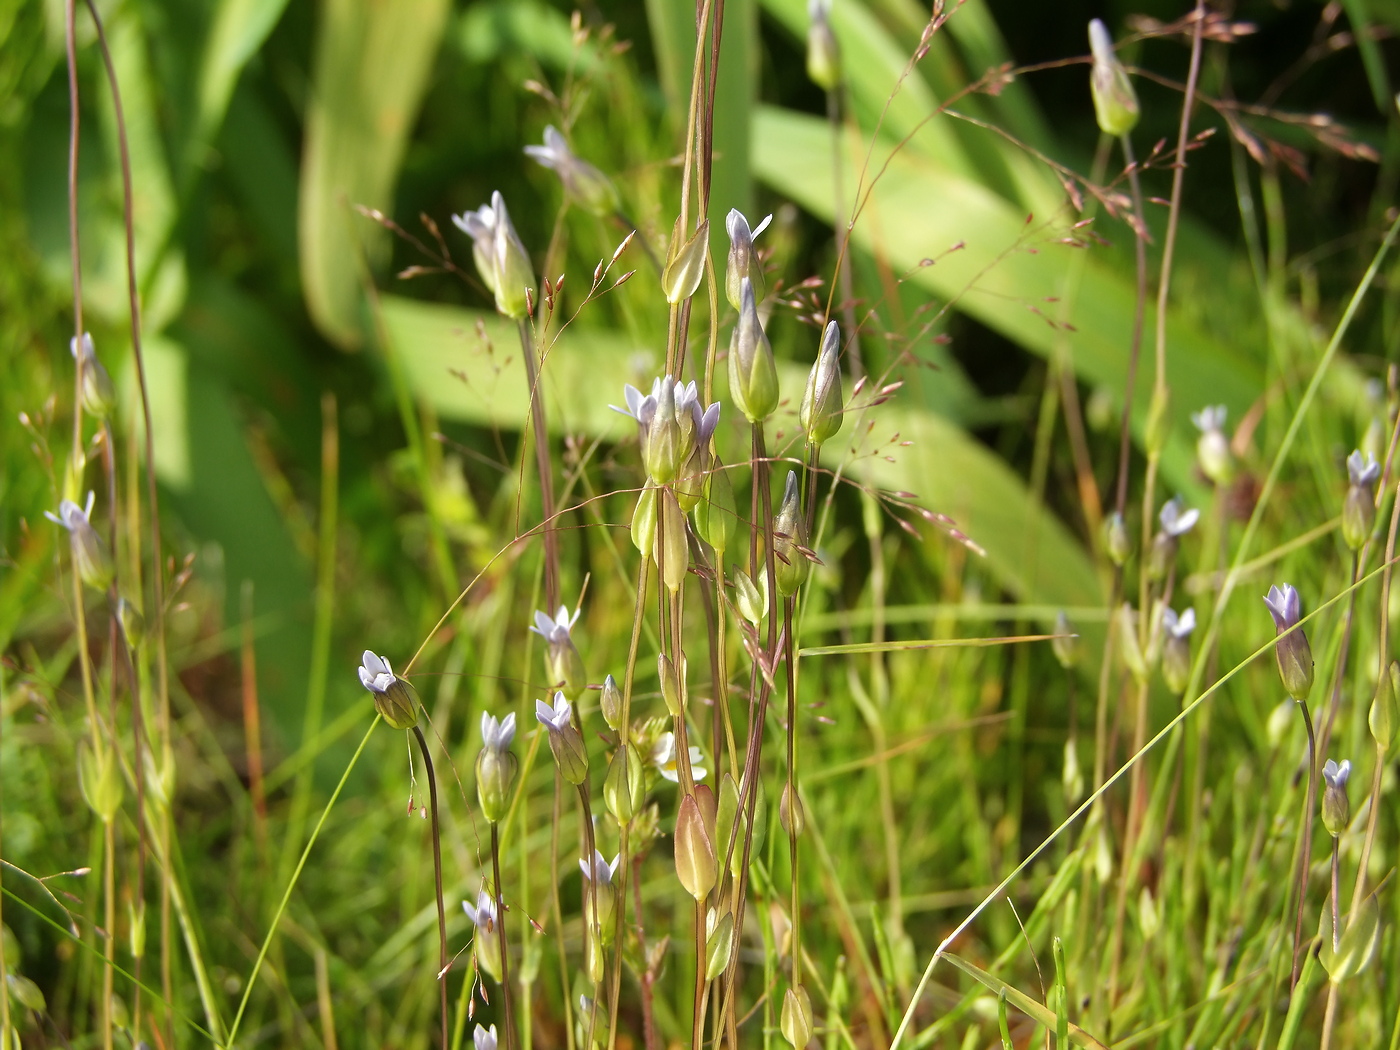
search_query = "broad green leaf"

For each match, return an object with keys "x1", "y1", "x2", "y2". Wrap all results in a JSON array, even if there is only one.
[
  {"x1": 191, "y1": 0, "x2": 292, "y2": 166},
  {"x1": 751, "y1": 104, "x2": 1262, "y2": 496},
  {"x1": 299, "y1": 0, "x2": 450, "y2": 348},
  {"x1": 378, "y1": 294, "x2": 1098, "y2": 607}
]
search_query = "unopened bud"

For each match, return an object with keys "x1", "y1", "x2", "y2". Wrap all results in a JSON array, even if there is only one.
[
  {"x1": 801, "y1": 321, "x2": 844, "y2": 447},
  {"x1": 675, "y1": 792, "x2": 718, "y2": 900},
  {"x1": 116, "y1": 596, "x2": 145, "y2": 650},
  {"x1": 601, "y1": 674, "x2": 624, "y2": 731},
  {"x1": 1117, "y1": 604, "x2": 1147, "y2": 682},
  {"x1": 694, "y1": 458, "x2": 736, "y2": 555},
  {"x1": 734, "y1": 567, "x2": 767, "y2": 625},
  {"x1": 1321, "y1": 759, "x2": 1351, "y2": 837},
  {"x1": 773, "y1": 472, "x2": 811, "y2": 597},
  {"x1": 1191, "y1": 406, "x2": 1234, "y2": 484},
  {"x1": 662, "y1": 218, "x2": 710, "y2": 304},
  {"x1": 705, "y1": 908, "x2": 736, "y2": 980},
  {"x1": 604, "y1": 744, "x2": 645, "y2": 825},
  {"x1": 779, "y1": 782, "x2": 805, "y2": 837},
  {"x1": 654, "y1": 486, "x2": 689, "y2": 594},
  {"x1": 658, "y1": 652, "x2": 683, "y2": 716},
  {"x1": 78, "y1": 739, "x2": 123, "y2": 823},
  {"x1": 806, "y1": 0, "x2": 841, "y2": 91},
  {"x1": 780, "y1": 984, "x2": 814, "y2": 1049},
  {"x1": 1052, "y1": 609, "x2": 1079, "y2": 670},
  {"x1": 633, "y1": 481, "x2": 658, "y2": 557},
  {"x1": 1088, "y1": 20, "x2": 1140, "y2": 137},
  {"x1": 1103, "y1": 511, "x2": 1131, "y2": 566},
  {"x1": 72, "y1": 333, "x2": 116, "y2": 419},
  {"x1": 1370, "y1": 662, "x2": 1398, "y2": 751},
  {"x1": 729, "y1": 277, "x2": 779, "y2": 423},
  {"x1": 1342, "y1": 450, "x2": 1380, "y2": 551}
]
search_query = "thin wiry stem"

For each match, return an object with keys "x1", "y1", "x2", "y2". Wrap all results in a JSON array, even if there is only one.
[
  {"x1": 412, "y1": 726, "x2": 449, "y2": 1050},
  {"x1": 520, "y1": 319, "x2": 560, "y2": 610},
  {"x1": 1291, "y1": 698, "x2": 1319, "y2": 989},
  {"x1": 492, "y1": 823, "x2": 516, "y2": 1050}
]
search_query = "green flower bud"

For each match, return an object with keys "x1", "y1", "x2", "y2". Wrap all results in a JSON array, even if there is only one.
[
  {"x1": 654, "y1": 486, "x2": 689, "y2": 595},
  {"x1": 116, "y1": 596, "x2": 145, "y2": 650},
  {"x1": 633, "y1": 481, "x2": 658, "y2": 558},
  {"x1": 1191, "y1": 406, "x2": 1234, "y2": 485},
  {"x1": 1263, "y1": 585, "x2": 1314, "y2": 702},
  {"x1": 1103, "y1": 510, "x2": 1131, "y2": 566},
  {"x1": 725, "y1": 209, "x2": 771, "y2": 311},
  {"x1": 1088, "y1": 20, "x2": 1139, "y2": 138},
  {"x1": 1342, "y1": 450, "x2": 1380, "y2": 551},
  {"x1": 780, "y1": 984, "x2": 814, "y2": 1050},
  {"x1": 806, "y1": 0, "x2": 841, "y2": 91},
  {"x1": 1161, "y1": 606, "x2": 1195, "y2": 695},
  {"x1": 705, "y1": 908, "x2": 736, "y2": 980},
  {"x1": 658, "y1": 652, "x2": 684, "y2": 717},
  {"x1": 1369, "y1": 662, "x2": 1398, "y2": 752},
  {"x1": 78, "y1": 739, "x2": 123, "y2": 823},
  {"x1": 734, "y1": 566, "x2": 767, "y2": 625},
  {"x1": 1321, "y1": 759, "x2": 1351, "y2": 837},
  {"x1": 453, "y1": 192, "x2": 535, "y2": 320},
  {"x1": 357, "y1": 650, "x2": 418, "y2": 730},
  {"x1": 46, "y1": 492, "x2": 113, "y2": 592},
  {"x1": 525, "y1": 126, "x2": 620, "y2": 217},
  {"x1": 1062, "y1": 737, "x2": 1084, "y2": 805},
  {"x1": 662, "y1": 218, "x2": 710, "y2": 304},
  {"x1": 694, "y1": 458, "x2": 736, "y2": 555},
  {"x1": 530, "y1": 606, "x2": 588, "y2": 702},
  {"x1": 128, "y1": 898, "x2": 146, "y2": 960},
  {"x1": 675, "y1": 790, "x2": 718, "y2": 900},
  {"x1": 536, "y1": 693, "x2": 589, "y2": 785},
  {"x1": 773, "y1": 471, "x2": 811, "y2": 597},
  {"x1": 729, "y1": 277, "x2": 779, "y2": 423},
  {"x1": 72, "y1": 333, "x2": 116, "y2": 420},
  {"x1": 1052, "y1": 609, "x2": 1079, "y2": 670},
  {"x1": 462, "y1": 890, "x2": 503, "y2": 981},
  {"x1": 779, "y1": 782, "x2": 804, "y2": 838},
  {"x1": 1117, "y1": 603, "x2": 1147, "y2": 682},
  {"x1": 476, "y1": 712, "x2": 518, "y2": 823},
  {"x1": 605, "y1": 744, "x2": 645, "y2": 825},
  {"x1": 801, "y1": 321, "x2": 844, "y2": 447},
  {"x1": 600, "y1": 673, "x2": 624, "y2": 732}
]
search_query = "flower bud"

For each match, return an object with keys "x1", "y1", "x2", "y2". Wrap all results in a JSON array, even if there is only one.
[
  {"x1": 694, "y1": 458, "x2": 736, "y2": 555},
  {"x1": 531, "y1": 606, "x2": 587, "y2": 702},
  {"x1": 662, "y1": 218, "x2": 710, "y2": 304},
  {"x1": 1191, "y1": 405, "x2": 1234, "y2": 485},
  {"x1": 773, "y1": 471, "x2": 811, "y2": 597},
  {"x1": 633, "y1": 481, "x2": 658, "y2": 557},
  {"x1": 734, "y1": 567, "x2": 767, "y2": 625},
  {"x1": 604, "y1": 744, "x2": 645, "y2": 825},
  {"x1": 476, "y1": 712, "x2": 518, "y2": 823},
  {"x1": 779, "y1": 782, "x2": 805, "y2": 838},
  {"x1": 675, "y1": 792, "x2": 718, "y2": 900},
  {"x1": 705, "y1": 908, "x2": 736, "y2": 980},
  {"x1": 780, "y1": 984, "x2": 814, "y2": 1049},
  {"x1": 524, "y1": 126, "x2": 620, "y2": 217},
  {"x1": 536, "y1": 693, "x2": 589, "y2": 785},
  {"x1": 658, "y1": 652, "x2": 684, "y2": 717},
  {"x1": 116, "y1": 596, "x2": 145, "y2": 650},
  {"x1": 806, "y1": 0, "x2": 841, "y2": 91},
  {"x1": 601, "y1": 673, "x2": 624, "y2": 731},
  {"x1": 452, "y1": 192, "x2": 535, "y2": 319},
  {"x1": 1161, "y1": 606, "x2": 1195, "y2": 695},
  {"x1": 1103, "y1": 510, "x2": 1131, "y2": 566},
  {"x1": 1342, "y1": 450, "x2": 1380, "y2": 551},
  {"x1": 1062, "y1": 737, "x2": 1084, "y2": 804},
  {"x1": 579, "y1": 850, "x2": 620, "y2": 944},
  {"x1": 46, "y1": 493, "x2": 113, "y2": 592},
  {"x1": 463, "y1": 890, "x2": 503, "y2": 980},
  {"x1": 729, "y1": 277, "x2": 779, "y2": 423},
  {"x1": 72, "y1": 333, "x2": 116, "y2": 420},
  {"x1": 357, "y1": 650, "x2": 418, "y2": 730},
  {"x1": 78, "y1": 739, "x2": 123, "y2": 823},
  {"x1": 1263, "y1": 584, "x2": 1314, "y2": 702},
  {"x1": 1369, "y1": 662, "x2": 1398, "y2": 751},
  {"x1": 1117, "y1": 603, "x2": 1147, "y2": 682},
  {"x1": 725, "y1": 209, "x2": 771, "y2": 310},
  {"x1": 801, "y1": 321, "x2": 844, "y2": 447},
  {"x1": 1321, "y1": 759, "x2": 1351, "y2": 837},
  {"x1": 654, "y1": 486, "x2": 689, "y2": 595},
  {"x1": 1052, "y1": 610, "x2": 1079, "y2": 670},
  {"x1": 1088, "y1": 20, "x2": 1139, "y2": 137}
]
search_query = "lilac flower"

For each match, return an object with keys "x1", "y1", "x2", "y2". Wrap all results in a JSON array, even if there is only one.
[
  {"x1": 1264, "y1": 584, "x2": 1314, "y2": 702},
  {"x1": 579, "y1": 849, "x2": 620, "y2": 887},
  {"x1": 535, "y1": 693, "x2": 574, "y2": 733},
  {"x1": 537, "y1": 690, "x2": 588, "y2": 784},
  {"x1": 480, "y1": 710, "x2": 517, "y2": 752},
  {"x1": 725, "y1": 208, "x2": 773, "y2": 310},
  {"x1": 46, "y1": 492, "x2": 112, "y2": 591},
  {"x1": 530, "y1": 605, "x2": 587, "y2": 700},
  {"x1": 473, "y1": 1024, "x2": 499, "y2": 1050},
  {"x1": 1348, "y1": 450, "x2": 1380, "y2": 488},
  {"x1": 524, "y1": 126, "x2": 619, "y2": 216},
  {"x1": 451, "y1": 191, "x2": 534, "y2": 319},
  {"x1": 1158, "y1": 497, "x2": 1200, "y2": 537},
  {"x1": 357, "y1": 650, "x2": 417, "y2": 729}
]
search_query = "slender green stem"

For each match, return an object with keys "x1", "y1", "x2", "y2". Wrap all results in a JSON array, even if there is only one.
[
  {"x1": 225, "y1": 717, "x2": 381, "y2": 1048},
  {"x1": 1291, "y1": 698, "x2": 1319, "y2": 989},
  {"x1": 491, "y1": 823, "x2": 515, "y2": 1050},
  {"x1": 412, "y1": 726, "x2": 449, "y2": 1050},
  {"x1": 520, "y1": 318, "x2": 560, "y2": 610}
]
